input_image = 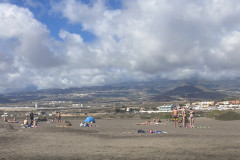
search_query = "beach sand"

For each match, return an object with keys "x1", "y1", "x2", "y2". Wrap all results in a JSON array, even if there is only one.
[{"x1": 0, "y1": 117, "x2": 240, "y2": 160}]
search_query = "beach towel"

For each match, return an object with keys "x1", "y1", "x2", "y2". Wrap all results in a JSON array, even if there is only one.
[{"x1": 155, "y1": 131, "x2": 168, "y2": 134}]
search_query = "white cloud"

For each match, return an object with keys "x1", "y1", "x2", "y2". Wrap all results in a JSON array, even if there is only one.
[
  {"x1": 1, "y1": 0, "x2": 240, "y2": 92},
  {"x1": 51, "y1": 0, "x2": 240, "y2": 79}
]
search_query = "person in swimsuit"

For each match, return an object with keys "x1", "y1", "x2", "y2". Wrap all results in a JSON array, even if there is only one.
[
  {"x1": 23, "y1": 118, "x2": 29, "y2": 128},
  {"x1": 172, "y1": 106, "x2": 179, "y2": 128},
  {"x1": 182, "y1": 107, "x2": 187, "y2": 128},
  {"x1": 57, "y1": 112, "x2": 61, "y2": 123},
  {"x1": 135, "y1": 120, "x2": 150, "y2": 125},
  {"x1": 189, "y1": 108, "x2": 195, "y2": 128}
]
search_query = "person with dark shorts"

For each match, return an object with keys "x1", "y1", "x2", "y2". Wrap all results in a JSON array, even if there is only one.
[
  {"x1": 29, "y1": 112, "x2": 34, "y2": 126},
  {"x1": 57, "y1": 112, "x2": 61, "y2": 123},
  {"x1": 172, "y1": 106, "x2": 179, "y2": 128}
]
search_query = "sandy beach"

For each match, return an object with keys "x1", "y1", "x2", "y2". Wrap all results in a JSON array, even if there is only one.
[{"x1": 0, "y1": 117, "x2": 240, "y2": 160}]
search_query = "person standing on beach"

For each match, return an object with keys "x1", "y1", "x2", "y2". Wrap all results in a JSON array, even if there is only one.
[
  {"x1": 189, "y1": 108, "x2": 195, "y2": 128},
  {"x1": 57, "y1": 112, "x2": 61, "y2": 123},
  {"x1": 172, "y1": 106, "x2": 179, "y2": 128},
  {"x1": 182, "y1": 107, "x2": 187, "y2": 128},
  {"x1": 29, "y1": 112, "x2": 34, "y2": 126}
]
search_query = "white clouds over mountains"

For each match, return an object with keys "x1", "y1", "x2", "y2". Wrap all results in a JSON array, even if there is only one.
[{"x1": 1, "y1": 0, "x2": 240, "y2": 92}]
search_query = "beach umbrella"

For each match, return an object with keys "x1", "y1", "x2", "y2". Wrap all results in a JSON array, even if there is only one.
[{"x1": 84, "y1": 116, "x2": 95, "y2": 123}]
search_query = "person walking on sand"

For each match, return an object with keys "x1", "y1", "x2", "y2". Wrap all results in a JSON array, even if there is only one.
[
  {"x1": 182, "y1": 107, "x2": 187, "y2": 128},
  {"x1": 172, "y1": 106, "x2": 179, "y2": 128},
  {"x1": 189, "y1": 108, "x2": 195, "y2": 128}
]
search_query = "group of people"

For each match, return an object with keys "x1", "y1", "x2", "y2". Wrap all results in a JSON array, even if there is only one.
[
  {"x1": 22, "y1": 112, "x2": 37, "y2": 128},
  {"x1": 172, "y1": 106, "x2": 195, "y2": 128},
  {"x1": 152, "y1": 117, "x2": 161, "y2": 123},
  {"x1": 2, "y1": 117, "x2": 18, "y2": 123}
]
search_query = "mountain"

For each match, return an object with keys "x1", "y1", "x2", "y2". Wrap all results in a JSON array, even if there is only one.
[
  {"x1": 165, "y1": 84, "x2": 228, "y2": 100},
  {"x1": 0, "y1": 96, "x2": 12, "y2": 103},
  {"x1": 150, "y1": 94, "x2": 178, "y2": 102},
  {"x1": 165, "y1": 85, "x2": 203, "y2": 95},
  {"x1": 1, "y1": 79, "x2": 239, "y2": 104}
]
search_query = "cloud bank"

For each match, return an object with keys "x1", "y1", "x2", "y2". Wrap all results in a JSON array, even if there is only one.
[{"x1": 1, "y1": 0, "x2": 240, "y2": 92}]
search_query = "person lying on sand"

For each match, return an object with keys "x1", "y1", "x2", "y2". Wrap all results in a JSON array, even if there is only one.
[
  {"x1": 8, "y1": 117, "x2": 18, "y2": 123},
  {"x1": 135, "y1": 120, "x2": 150, "y2": 125}
]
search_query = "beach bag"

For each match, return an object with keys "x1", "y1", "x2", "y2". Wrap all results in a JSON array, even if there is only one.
[{"x1": 137, "y1": 129, "x2": 145, "y2": 133}]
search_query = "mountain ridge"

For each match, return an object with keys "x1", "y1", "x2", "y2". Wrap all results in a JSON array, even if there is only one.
[{"x1": 1, "y1": 79, "x2": 239, "y2": 103}]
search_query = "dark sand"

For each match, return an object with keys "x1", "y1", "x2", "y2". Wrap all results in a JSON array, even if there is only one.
[{"x1": 0, "y1": 117, "x2": 240, "y2": 160}]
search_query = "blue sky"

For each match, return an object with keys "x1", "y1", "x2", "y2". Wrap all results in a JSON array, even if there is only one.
[
  {"x1": 1, "y1": 0, "x2": 240, "y2": 93},
  {"x1": 10, "y1": 0, "x2": 101, "y2": 42},
  {"x1": 8, "y1": 0, "x2": 122, "y2": 42}
]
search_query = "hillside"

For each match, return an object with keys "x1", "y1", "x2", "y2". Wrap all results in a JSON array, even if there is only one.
[
  {"x1": 0, "y1": 96, "x2": 12, "y2": 103},
  {"x1": 165, "y1": 84, "x2": 228, "y2": 100},
  {"x1": 150, "y1": 94, "x2": 178, "y2": 102},
  {"x1": 1, "y1": 79, "x2": 238, "y2": 105}
]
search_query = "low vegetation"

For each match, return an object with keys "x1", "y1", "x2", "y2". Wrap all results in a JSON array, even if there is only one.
[
  {"x1": 216, "y1": 111, "x2": 240, "y2": 121},
  {"x1": 139, "y1": 112, "x2": 172, "y2": 120},
  {"x1": 206, "y1": 110, "x2": 240, "y2": 121}
]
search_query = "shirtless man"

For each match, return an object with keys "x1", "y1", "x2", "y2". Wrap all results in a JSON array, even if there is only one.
[
  {"x1": 57, "y1": 112, "x2": 61, "y2": 123},
  {"x1": 23, "y1": 118, "x2": 29, "y2": 128},
  {"x1": 172, "y1": 106, "x2": 180, "y2": 128}
]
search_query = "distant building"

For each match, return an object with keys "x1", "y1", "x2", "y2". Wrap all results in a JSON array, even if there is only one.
[
  {"x1": 126, "y1": 107, "x2": 140, "y2": 112},
  {"x1": 157, "y1": 104, "x2": 175, "y2": 112},
  {"x1": 139, "y1": 104, "x2": 174, "y2": 113}
]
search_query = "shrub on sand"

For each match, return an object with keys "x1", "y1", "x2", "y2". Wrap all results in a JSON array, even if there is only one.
[
  {"x1": 216, "y1": 111, "x2": 240, "y2": 121},
  {"x1": 205, "y1": 110, "x2": 225, "y2": 119},
  {"x1": 139, "y1": 112, "x2": 172, "y2": 120},
  {"x1": 139, "y1": 113, "x2": 152, "y2": 119}
]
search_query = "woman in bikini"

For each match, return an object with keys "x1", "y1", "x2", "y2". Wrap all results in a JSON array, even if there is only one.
[
  {"x1": 182, "y1": 107, "x2": 187, "y2": 128},
  {"x1": 189, "y1": 108, "x2": 195, "y2": 128}
]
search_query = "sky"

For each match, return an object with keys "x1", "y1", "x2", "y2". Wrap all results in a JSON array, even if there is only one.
[{"x1": 1, "y1": 0, "x2": 240, "y2": 93}]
